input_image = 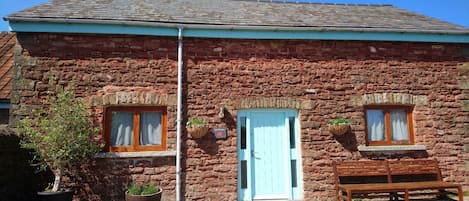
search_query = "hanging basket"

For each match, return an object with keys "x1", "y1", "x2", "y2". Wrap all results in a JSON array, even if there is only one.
[
  {"x1": 328, "y1": 124, "x2": 350, "y2": 136},
  {"x1": 187, "y1": 125, "x2": 210, "y2": 139}
]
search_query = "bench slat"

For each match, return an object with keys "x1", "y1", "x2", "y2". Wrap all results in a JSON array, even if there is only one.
[
  {"x1": 335, "y1": 160, "x2": 388, "y2": 177},
  {"x1": 340, "y1": 181, "x2": 460, "y2": 192},
  {"x1": 333, "y1": 159, "x2": 462, "y2": 201}
]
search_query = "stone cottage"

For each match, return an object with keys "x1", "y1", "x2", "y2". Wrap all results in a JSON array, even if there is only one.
[{"x1": 4, "y1": 0, "x2": 469, "y2": 200}]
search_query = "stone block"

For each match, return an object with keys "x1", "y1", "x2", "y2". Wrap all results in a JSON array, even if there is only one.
[
  {"x1": 116, "y1": 92, "x2": 131, "y2": 104},
  {"x1": 414, "y1": 95, "x2": 428, "y2": 106},
  {"x1": 374, "y1": 93, "x2": 383, "y2": 104},
  {"x1": 301, "y1": 100, "x2": 313, "y2": 110},
  {"x1": 168, "y1": 95, "x2": 177, "y2": 106},
  {"x1": 109, "y1": 93, "x2": 117, "y2": 105},
  {"x1": 302, "y1": 121, "x2": 321, "y2": 129},
  {"x1": 348, "y1": 95, "x2": 362, "y2": 106},
  {"x1": 90, "y1": 95, "x2": 103, "y2": 106},
  {"x1": 458, "y1": 79, "x2": 469, "y2": 90},
  {"x1": 457, "y1": 63, "x2": 469, "y2": 73},
  {"x1": 363, "y1": 94, "x2": 373, "y2": 105},
  {"x1": 461, "y1": 100, "x2": 469, "y2": 111},
  {"x1": 15, "y1": 79, "x2": 36, "y2": 90},
  {"x1": 393, "y1": 93, "x2": 402, "y2": 104}
]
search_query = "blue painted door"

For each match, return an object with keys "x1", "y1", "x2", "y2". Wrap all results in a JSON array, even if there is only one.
[
  {"x1": 251, "y1": 112, "x2": 288, "y2": 199},
  {"x1": 238, "y1": 110, "x2": 302, "y2": 201}
]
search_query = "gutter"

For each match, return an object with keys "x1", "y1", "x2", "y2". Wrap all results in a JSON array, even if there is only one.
[{"x1": 5, "y1": 16, "x2": 469, "y2": 35}]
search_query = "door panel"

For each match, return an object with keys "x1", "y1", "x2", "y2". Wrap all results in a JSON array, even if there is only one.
[
  {"x1": 238, "y1": 110, "x2": 301, "y2": 201},
  {"x1": 251, "y1": 112, "x2": 287, "y2": 199}
]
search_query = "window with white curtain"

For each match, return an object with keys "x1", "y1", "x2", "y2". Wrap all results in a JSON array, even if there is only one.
[
  {"x1": 105, "y1": 106, "x2": 167, "y2": 152},
  {"x1": 365, "y1": 105, "x2": 414, "y2": 146}
]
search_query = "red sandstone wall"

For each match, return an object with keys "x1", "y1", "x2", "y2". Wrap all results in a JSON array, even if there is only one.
[{"x1": 12, "y1": 33, "x2": 469, "y2": 201}]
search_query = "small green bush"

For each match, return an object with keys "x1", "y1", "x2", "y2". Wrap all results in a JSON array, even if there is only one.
[
  {"x1": 328, "y1": 118, "x2": 350, "y2": 125},
  {"x1": 186, "y1": 118, "x2": 208, "y2": 127},
  {"x1": 127, "y1": 185, "x2": 159, "y2": 196},
  {"x1": 127, "y1": 185, "x2": 142, "y2": 195},
  {"x1": 18, "y1": 81, "x2": 100, "y2": 192},
  {"x1": 141, "y1": 185, "x2": 158, "y2": 195}
]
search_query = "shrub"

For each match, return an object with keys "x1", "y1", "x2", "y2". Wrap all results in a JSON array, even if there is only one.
[
  {"x1": 127, "y1": 185, "x2": 159, "y2": 195},
  {"x1": 17, "y1": 82, "x2": 100, "y2": 192}
]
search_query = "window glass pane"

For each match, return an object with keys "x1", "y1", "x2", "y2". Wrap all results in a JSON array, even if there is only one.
[
  {"x1": 366, "y1": 110, "x2": 385, "y2": 141},
  {"x1": 240, "y1": 116, "x2": 247, "y2": 149},
  {"x1": 289, "y1": 117, "x2": 295, "y2": 149},
  {"x1": 111, "y1": 112, "x2": 133, "y2": 146},
  {"x1": 241, "y1": 160, "x2": 247, "y2": 189},
  {"x1": 291, "y1": 160, "x2": 298, "y2": 187},
  {"x1": 140, "y1": 112, "x2": 162, "y2": 146},
  {"x1": 390, "y1": 110, "x2": 409, "y2": 141}
]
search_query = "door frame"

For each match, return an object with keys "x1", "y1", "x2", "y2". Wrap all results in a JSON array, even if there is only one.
[{"x1": 237, "y1": 109, "x2": 303, "y2": 201}]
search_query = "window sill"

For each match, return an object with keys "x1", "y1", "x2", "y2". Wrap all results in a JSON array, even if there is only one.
[
  {"x1": 95, "y1": 150, "x2": 177, "y2": 158},
  {"x1": 358, "y1": 145, "x2": 426, "y2": 152}
]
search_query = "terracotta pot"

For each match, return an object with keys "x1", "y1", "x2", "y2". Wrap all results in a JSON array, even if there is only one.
[
  {"x1": 125, "y1": 188, "x2": 162, "y2": 201},
  {"x1": 37, "y1": 190, "x2": 74, "y2": 201}
]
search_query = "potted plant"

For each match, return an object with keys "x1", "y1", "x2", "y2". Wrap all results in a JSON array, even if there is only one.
[
  {"x1": 328, "y1": 118, "x2": 351, "y2": 136},
  {"x1": 17, "y1": 84, "x2": 100, "y2": 201},
  {"x1": 125, "y1": 184, "x2": 162, "y2": 201},
  {"x1": 186, "y1": 118, "x2": 209, "y2": 139}
]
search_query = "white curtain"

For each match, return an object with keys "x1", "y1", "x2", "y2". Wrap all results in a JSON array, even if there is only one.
[
  {"x1": 391, "y1": 110, "x2": 409, "y2": 141},
  {"x1": 111, "y1": 112, "x2": 133, "y2": 146},
  {"x1": 140, "y1": 112, "x2": 162, "y2": 146},
  {"x1": 367, "y1": 110, "x2": 385, "y2": 141}
]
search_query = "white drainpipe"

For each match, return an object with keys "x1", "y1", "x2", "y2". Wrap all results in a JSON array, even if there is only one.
[{"x1": 176, "y1": 26, "x2": 183, "y2": 201}]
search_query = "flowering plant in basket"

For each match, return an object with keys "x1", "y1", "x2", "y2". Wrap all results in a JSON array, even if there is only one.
[
  {"x1": 186, "y1": 118, "x2": 209, "y2": 139},
  {"x1": 327, "y1": 118, "x2": 351, "y2": 136}
]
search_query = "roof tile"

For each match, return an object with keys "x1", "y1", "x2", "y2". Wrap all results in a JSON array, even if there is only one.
[
  {"x1": 0, "y1": 32, "x2": 15, "y2": 100},
  {"x1": 5, "y1": 0, "x2": 469, "y2": 33}
]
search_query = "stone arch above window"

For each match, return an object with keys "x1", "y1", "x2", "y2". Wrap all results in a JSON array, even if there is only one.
[
  {"x1": 349, "y1": 93, "x2": 428, "y2": 106},
  {"x1": 88, "y1": 87, "x2": 176, "y2": 106},
  {"x1": 221, "y1": 97, "x2": 313, "y2": 110}
]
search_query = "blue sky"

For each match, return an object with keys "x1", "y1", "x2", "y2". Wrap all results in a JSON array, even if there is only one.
[{"x1": 0, "y1": 0, "x2": 468, "y2": 31}]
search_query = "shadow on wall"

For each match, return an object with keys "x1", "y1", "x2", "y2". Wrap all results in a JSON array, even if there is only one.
[
  {"x1": 334, "y1": 130, "x2": 358, "y2": 152},
  {"x1": 0, "y1": 126, "x2": 53, "y2": 201}
]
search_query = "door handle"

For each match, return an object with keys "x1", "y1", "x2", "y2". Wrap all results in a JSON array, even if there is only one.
[{"x1": 251, "y1": 151, "x2": 260, "y2": 159}]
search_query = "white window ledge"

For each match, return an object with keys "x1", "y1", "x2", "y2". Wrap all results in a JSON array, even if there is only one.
[
  {"x1": 358, "y1": 145, "x2": 427, "y2": 152},
  {"x1": 95, "y1": 151, "x2": 177, "y2": 158}
]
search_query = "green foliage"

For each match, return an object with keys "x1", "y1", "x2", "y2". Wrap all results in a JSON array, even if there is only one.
[
  {"x1": 127, "y1": 185, "x2": 159, "y2": 196},
  {"x1": 328, "y1": 118, "x2": 350, "y2": 125},
  {"x1": 141, "y1": 185, "x2": 158, "y2": 195},
  {"x1": 186, "y1": 118, "x2": 208, "y2": 127},
  {"x1": 127, "y1": 185, "x2": 142, "y2": 195},
  {"x1": 17, "y1": 82, "x2": 100, "y2": 190}
]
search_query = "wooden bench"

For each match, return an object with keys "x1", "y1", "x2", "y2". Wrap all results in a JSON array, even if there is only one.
[{"x1": 333, "y1": 159, "x2": 463, "y2": 201}]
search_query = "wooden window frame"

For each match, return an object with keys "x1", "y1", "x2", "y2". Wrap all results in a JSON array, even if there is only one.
[
  {"x1": 364, "y1": 105, "x2": 414, "y2": 146},
  {"x1": 104, "y1": 106, "x2": 167, "y2": 152}
]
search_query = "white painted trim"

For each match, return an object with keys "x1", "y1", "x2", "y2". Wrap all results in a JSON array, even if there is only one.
[{"x1": 357, "y1": 145, "x2": 426, "y2": 152}]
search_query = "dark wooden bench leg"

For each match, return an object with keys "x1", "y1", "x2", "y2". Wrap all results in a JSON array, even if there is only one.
[
  {"x1": 404, "y1": 190, "x2": 409, "y2": 201},
  {"x1": 346, "y1": 190, "x2": 352, "y2": 201}
]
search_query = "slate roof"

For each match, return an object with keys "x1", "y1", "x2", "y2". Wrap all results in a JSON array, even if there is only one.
[
  {"x1": 5, "y1": 0, "x2": 469, "y2": 34},
  {"x1": 0, "y1": 32, "x2": 14, "y2": 100}
]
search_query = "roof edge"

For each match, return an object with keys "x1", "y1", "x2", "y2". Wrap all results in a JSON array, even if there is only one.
[
  {"x1": 6, "y1": 16, "x2": 469, "y2": 35},
  {"x1": 6, "y1": 18, "x2": 469, "y2": 43}
]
